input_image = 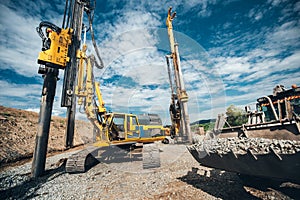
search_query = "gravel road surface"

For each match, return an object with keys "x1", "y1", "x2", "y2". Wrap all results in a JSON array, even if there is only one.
[{"x1": 1, "y1": 143, "x2": 299, "y2": 200}]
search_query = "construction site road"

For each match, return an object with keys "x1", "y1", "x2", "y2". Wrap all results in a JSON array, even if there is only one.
[{"x1": 1, "y1": 142, "x2": 300, "y2": 200}]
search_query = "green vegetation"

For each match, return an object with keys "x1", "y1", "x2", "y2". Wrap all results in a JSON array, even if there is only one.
[
  {"x1": 191, "y1": 104, "x2": 248, "y2": 133},
  {"x1": 191, "y1": 122, "x2": 215, "y2": 133},
  {"x1": 2, "y1": 112, "x2": 12, "y2": 117},
  {"x1": 225, "y1": 105, "x2": 247, "y2": 127},
  {"x1": 59, "y1": 119, "x2": 65, "y2": 127}
]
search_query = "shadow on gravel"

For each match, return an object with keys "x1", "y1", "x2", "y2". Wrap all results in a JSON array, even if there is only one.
[
  {"x1": 0, "y1": 164, "x2": 65, "y2": 199},
  {"x1": 178, "y1": 167, "x2": 259, "y2": 200},
  {"x1": 239, "y1": 174, "x2": 300, "y2": 199},
  {"x1": 96, "y1": 145, "x2": 142, "y2": 164}
]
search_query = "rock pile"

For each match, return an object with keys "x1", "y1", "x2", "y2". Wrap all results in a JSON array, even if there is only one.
[{"x1": 189, "y1": 137, "x2": 300, "y2": 155}]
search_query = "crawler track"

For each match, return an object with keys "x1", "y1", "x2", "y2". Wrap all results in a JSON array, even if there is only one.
[
  {"x1": 142, "y1": 143, "x2": 161, "y2": 169},
  {"x1": 65, "y1": 146, "x2": 100, "y2": 173}
]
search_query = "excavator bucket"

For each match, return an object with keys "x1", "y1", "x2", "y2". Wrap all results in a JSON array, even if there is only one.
[
  {"x1": 187, "y1": 137, "x2": 300, "y2": 183},
  {"x1": 187, "y1": 84, "x2": 300, "y2": 182}
]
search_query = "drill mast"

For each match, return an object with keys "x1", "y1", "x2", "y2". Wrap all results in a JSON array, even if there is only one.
[
  {"x1": 32, "y1": 0, "x2": 102, "y2": 177},
  {"x1": 166, "y1": 7, "x2": 192, "y2": 143}
]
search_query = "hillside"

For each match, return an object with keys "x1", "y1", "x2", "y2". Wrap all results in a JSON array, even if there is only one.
[
  {"x1": 0, "y1": 105, "x2": 93, "y2": 166},
  {"x1": 190, "y1": 119, "x2": 216, "y2": 126}
]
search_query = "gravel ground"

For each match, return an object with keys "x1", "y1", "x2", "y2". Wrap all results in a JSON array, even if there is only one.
[{"x1": 1, "y1": 143, "x2": 300, "y2": 200}]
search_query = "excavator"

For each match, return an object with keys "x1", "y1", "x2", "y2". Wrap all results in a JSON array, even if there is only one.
[
  {"x1": 65, "y1": 7, "x2": 194, "y2": 172},
  {"x1": 65, "y1": 7, "x2": 194, "y2": 173},
  {"x1": 74, "y1": 35, "x2": 169, "y2": 146},
  {"x1": 32, "y1": 0, "x2": 300, "y2": 185},
  {"x1": 65, "y1": 27, "x2": 171, "y2": 172},
  {"x1": 31, "y1": 0, "x2": 194, "y2": 177},
  {"x1": 31, "y1": 0, "x2": 173, "y2": 176}
]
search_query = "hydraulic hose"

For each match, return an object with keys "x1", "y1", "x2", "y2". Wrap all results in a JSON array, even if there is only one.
[{"x1": 87, "y1": 12, "x2": 104, "y2": 69}]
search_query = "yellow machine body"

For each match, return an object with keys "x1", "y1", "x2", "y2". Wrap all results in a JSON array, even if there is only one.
[
  {"x1": 75, "y1": 43, "x2": 169, "y2": 147},
  {"x1": 37, "y1": 28, "x2": 73, "y2": 69}
]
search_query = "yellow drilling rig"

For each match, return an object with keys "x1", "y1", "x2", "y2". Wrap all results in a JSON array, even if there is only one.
[
  {"x1": 32, "y1": 0, "x2": 174, "y2": 176},
  {"x1": 165, "y1": 7, "x2": 192, "y2": 143}
]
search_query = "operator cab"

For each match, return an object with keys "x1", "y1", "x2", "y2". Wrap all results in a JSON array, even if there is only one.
[
  {"x1": 110, "y1": 114, "x2": 125, "y2": 140},
  {"x1": 256, "y1": 85, "x2": 300, "y2": 122},
  {"x1": 108, "y1": 113, "x2": 140, "y2": 141}
]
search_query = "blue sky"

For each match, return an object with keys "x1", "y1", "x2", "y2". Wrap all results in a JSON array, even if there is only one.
[{"x1": 0, "y1": 0, "x2": 299, "y2": 124}]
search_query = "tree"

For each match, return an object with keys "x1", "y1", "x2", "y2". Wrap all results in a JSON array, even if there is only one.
[{"x1": 225, "y1": 105, "x2": 247, "y2": 126}]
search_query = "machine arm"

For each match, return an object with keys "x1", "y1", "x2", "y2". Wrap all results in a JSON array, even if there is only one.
[
  {"x1": 75, "y1": 31, "x2": 108, "y2": 141},
  {"x1": 165, "y1": 7, "x2": 192, "y2": 143},
  {"x1": 32, "y1": 0, "x2": 101, "y2": 177}
]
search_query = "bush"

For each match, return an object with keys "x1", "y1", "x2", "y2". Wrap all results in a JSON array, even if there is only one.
[{"x1": 225, "y1": 105, "x2": 247, "y2": 126}]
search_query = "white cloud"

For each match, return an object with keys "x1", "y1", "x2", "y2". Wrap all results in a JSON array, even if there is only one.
[
  {"x1": 294, "y1": 1, "x2": 300, "y2": 12},
  {"x1": 267, "y1": 0, "x2": 288, "y2": 7},
  {"x1": 1, "y1": 0, "x2": 299, "y2": 125},
  {"x1": 0, "y1": 80, "x2": 40, "y2": 97},
  {"x1": 268, "y1": 21, "x2": 300, "y2": 47},
  {"x1": 0, "y1": 0, "x2": 223, "y2": 124},
  {"x1": 0, "y1": 3, "x2": 63, "y2": 77},
  {"x1": 119, "y1": 0, "x2": 218, "y2": 17},
  {"x1": 248, "y1": 6, "x2": 265, "y2": 21},
  {"x1": 214, "y1": 56, "x2": 251, "y2": 76},
  {"x1": 205, "y1": 7, "x2": 300, "y2": 115},
  {"x1": 209, "y1": 12, "x2": 300, "y2": 79}
]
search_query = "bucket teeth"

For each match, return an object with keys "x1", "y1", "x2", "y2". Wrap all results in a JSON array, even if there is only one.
[
  {"x1": 188, "y1": 137, "x2": 300, "y2": 156},
  {"x1": 187, "y1": 137, "x2": 300, "y2": 182}
]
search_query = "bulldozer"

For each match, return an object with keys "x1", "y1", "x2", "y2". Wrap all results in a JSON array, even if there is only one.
[{"x1": 188, "y1": 84, "x2": 300, "y2": 183}]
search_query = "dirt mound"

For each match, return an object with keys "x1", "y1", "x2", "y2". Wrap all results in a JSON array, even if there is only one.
[{"x1": 0, "y1": 105, "x2": 93, "y2": 166}]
